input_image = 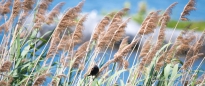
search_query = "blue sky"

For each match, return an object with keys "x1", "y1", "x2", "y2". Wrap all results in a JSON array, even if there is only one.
[{"x1": 49, "y1": 0, "x2": 205, "y2": 21}]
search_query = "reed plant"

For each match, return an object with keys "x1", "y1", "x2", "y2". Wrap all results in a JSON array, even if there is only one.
[{"x1": 0, "y1": 0, "x2": 205, "y2": 86}]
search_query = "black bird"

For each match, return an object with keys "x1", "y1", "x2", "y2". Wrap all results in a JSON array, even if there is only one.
[{"x1": 88, "y1": 65, "x2": 99, "y2": 76}]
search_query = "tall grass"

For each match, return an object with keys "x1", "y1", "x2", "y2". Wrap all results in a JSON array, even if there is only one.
[{"x1": 0, "y1": 0, "x2": 205, "y2": 86}]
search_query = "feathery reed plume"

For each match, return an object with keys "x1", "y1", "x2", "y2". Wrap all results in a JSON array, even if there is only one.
[
  {"x1": 21, "y1": 0, "x2": 34, "y2": 21},
  {"x1": 181, "y1": 53, "x2": 203, "y2": 70},
  {"x1": 95, "y1": 31, "x2": 106, "y2": 50},
  {"x1": 114, "y1": 38, "x2": 140, "y2": 61},
  {"x1": 33, "y1": 73, "x2": 51, "y2": 86},
  {"x1": 112, "y1": 18, "x2": 130, "y2": 43},
  {"x1": 57, "y1": 35, "x2": 72, "y2": 50},
  {"x1": 16, "y1": 0, "x2": 34, "y2": 30},
  {"x1": 0, "y1": 22, "x2": 8, "y2": 32},
  {"x1": 185, "y1": 30, "x2": 205, "y2": 60},
  {"x1": 55, "y1": 0, "x2": 84, "y2": 32},
  {"x1": 0, "y1": 81, "x2": 7, "y2": 86},
  {"x1": 73, "y1": 41, "x2": 89, "y2": 60},
  {"x1": 46, "y1": 2, "x2": 65, "y2": 24},
  {"x1": 107, "y1": 18, "x2": 130, "y2": 48},
  {"x1": 181, "y1": 0, "x2": 196, "y2": 21},
  {"x1": 0, "y1": 1, "x2": 204, "y2": 85},
  {"x1": 144, "y1": 15, "x2": 166, "y2": 65},
  {"x1": 0, "y1": 74, "x2": 13, "y2": 86},
  {"x1": 0, "y1": 8, "x2": 2, "y2": 19},
  {"x1": 96, "y1": 8, "x2": 129, "y2": 51},
  {"x1": 0, "y1": 61, "x2": 12, "y2": 72},
  {"x1": 0, "y1": 26, "x2": 2, "y2": 32},
  {"x1": 119, "y1": 36, "x2": 129, "y2": 51},
  {"x1": 176, "y1": 30, "x2": 195, "y2": 55},
  {"x1": 0, "y1": 0, "x2": 14, "y2": 32},
  {"x1": 22, "y1": 0, "x2": 34, "y2": 12},
  {"x1": 139, "y1": 37, "x2": 152, "y2": 59},
  {"x1": 3, "y1": 0, "x2": 21, "y2": 32},
  {"x1": 108, "y1": 8, "x2": 129, "y2": 32},
  {"x1": 97, "y1": 31, "x2": 105, "y2": 42},
  {"x1": 193, "y1": 30, "x2": 205, "y2": 55},
  {"x1": 165, "y1": 44, "x2": 179, "y2": 64},
  {"x1": 0, "y1": 0, "x2": 12, "y2": 15},
  {"x1": 139, "y1": 20, "x2": 167, "y2": 70},
  {"x1": 123, "y1": 59, "x2": 129, "y2": 69},
  {"x1": 114, "y1": 38, "x2": 140, "y2": 68},
  {"x1": 108, "y1": 8, "x2": 129, "y2": 29},
  {"x1": 138, "y1": 10, "x2": 161, "y2": 35},
  {"x1": 155, "y1": 51, "x2": 167, "y2": 71},
  {"x1": 78, "y1": 64, "x2": 85, "y2": 71},
  {"x1": 138, "y1": 56, "x2": 148, "y2": 73},
  {"x1": 92, "y1": 13, "x2": 112, "y2": 41},
  {"x1": 185, "y1": 46, "x2": 194, "y2": 61},
  {"x1": 46, "y1": 36, "x2": 60, "y2": 58},
  {"x1": 38, "y1": 0, "x2": 53, "y2": 16},
  {"x1": 96, "y1": 29, "x2": 115, "y2": 51},
  {"x1": 165, "y1": 32, "x2": 185, "y2": 63},
  {"x1": 47, "y1": 1, "x2": 84, "y2": 58},
  {"x1": 159, "y1": 2, "x2": 178, "y2": 25},
  {"x1": 72, "y1": 14, "x2": 88, "y2": 45},
  {"x1": 20, "y1": 30, "x2": 27, "y2": 38},
  {"x1": 136, "y1": 57, "x2": 147, "y2": 76},
  {"x1": 72, "y1": 41, "x2": 89, "y2": 70},
  {"x1": 34, "y1": 0, "x2": 53, "y2": 29},
  {"x1": 10, "y1": 0, "x2": 21, "y2": 19},
  {"x1": 59, "y1": 14, "x2": 87, "y2": 51},
  {"x1": 98, "y1": 38, "x2": 140, "y2": 74}
]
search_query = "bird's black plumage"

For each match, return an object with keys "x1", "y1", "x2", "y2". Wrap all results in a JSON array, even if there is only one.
[{"x1": 88, "y1": 65, "x2": 99, "y2": 76}]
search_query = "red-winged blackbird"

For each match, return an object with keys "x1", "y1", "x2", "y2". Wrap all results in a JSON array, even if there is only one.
[{"x1": 88, "y1": 65, "x2": 99, "y2": 76}]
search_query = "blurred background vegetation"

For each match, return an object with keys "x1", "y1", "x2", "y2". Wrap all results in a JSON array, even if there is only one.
[
  {"x1": 131, "y1": 1, "x2": 205, "y2": 31},
  {"x1": 39, "y1": 0, "x2": 205, "y2": 31}
]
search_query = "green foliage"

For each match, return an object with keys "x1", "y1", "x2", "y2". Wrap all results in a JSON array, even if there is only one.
[
  {"x1": 167, "y1": 20, "x2": 205, "y2": 31},
  {"x1": 131, "y1": 1, "x2": 205, "y2": 31}
]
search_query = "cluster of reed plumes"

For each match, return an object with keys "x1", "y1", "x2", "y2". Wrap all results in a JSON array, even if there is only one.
[{"x1": 0, "y1": 0, "x2": 205, "y2": 86}]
